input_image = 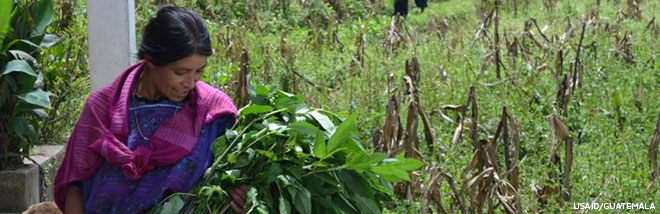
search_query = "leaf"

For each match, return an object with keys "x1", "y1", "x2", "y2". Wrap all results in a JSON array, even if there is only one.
[
  {"x1": 327, "y1": 114, "x2": 357, "y2": 153},
  {"x1": 371, "y1": 155, "x2": 425, "y2": 182},
  {"x1": 266, "y1": 121, "x2": 287, "y2": 133},
  {"x1": 371, "y1": 164, "x2": 411, "y2": 182},
  {"x1": 39, "y1": 34, "x2": 60, "y2": 47},
  {"x1": 345, "y1": 152, "x2": 386, "y2": 173},
  {"x1": 12, "y1": 39, "x2": 41, "y2": 54},
  {"x1": 211, "y1": 136, "x2": 228, "y2": 156},
  {"x1": 30, "y1": 0, "x2": 54, "y2": 36},
  {"x1": 234, "y1": 149, "x2": 255, "y2": 168},
  {"x1": 159, "y1": 195, "x2": 184, "y2": 214},
  {"x1": 225, "y1": 129, "x2": 238, "y2": 143},
  {"x1": 293, "y1": 186, "x2": 311, "y2": 214},
  {"x1": 2, "y1": 60, "x2": 37, "y2": 77},
  {"x1": 257, "y1": 149, "x2": 277, "y2": 161},
  {"x1": 30, "y1": 108, "x2": 47, "y2": 118},
  {"x1": 221, "y1": 169, "x2": 242, "y2": 183},
  {"x1": 0, "y1": 0, "x2": 13, "y2": 44},
  {"x1": 9, "y1": 50, "x2": 37, "y2": 62},
  {"x1": 394, "y1": 158, "x2": 426, "y2": 171},
  {"x1": 240, "y1": 104, "x2": 273, "y2": 117},
  {"x1": 267, "y1": 163, "x2": 283, "y2": 184},
  {"x1": 16, "y1": 88, "x2": 51, "y2": 108},
  {"x1": 279, "y1": 195, "x2": 291, "y2": 214},
  {"x1": 312, "y1": 132, "x2": 327, "y2": 159},
  {"x1": 10, "y1": 116, "x2": 36, "y2": 141},
  {"x1": 245, "y1": 187, "x2": 262, "y2": 213},
  {"x1": 337, "y1": 170, "x2": 380, "y2": 214},
  {"x1": 289, "y1": 121, "x2": 322, "y2": 136},
  {"x1": 248, "y1": 85, "x2": 270, "y2": 105},
  {"x1": 274, "y1": 95, "x2": 302, "y2": 113},
  {"x1": 2, "y1": 60, "x2": 39, "y2": 92},
  {"x1": 308, "y1": 110, "x2": 336, "y2": 133}
]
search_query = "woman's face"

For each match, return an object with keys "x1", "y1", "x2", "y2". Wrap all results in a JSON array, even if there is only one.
[{"x1": 146, "y1": 54, "x2": 208, "y2": 102}]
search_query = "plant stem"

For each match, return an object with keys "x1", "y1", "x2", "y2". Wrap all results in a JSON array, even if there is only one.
[
  {"x1": 301, "y1": 166, "x2": 346, "y2": 177},
  {"x1": 209, "y1": 108, "x2": 287, "y2": 171}
]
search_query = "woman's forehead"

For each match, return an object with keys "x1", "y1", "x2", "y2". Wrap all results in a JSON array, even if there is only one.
[{"x1": 167, "y1": 55, "x2": 208, "y2": 70}]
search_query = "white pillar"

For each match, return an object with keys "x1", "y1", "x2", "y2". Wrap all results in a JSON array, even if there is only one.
[{"x1": 86, "y1": 0, "x2": 136, "y2": 91}]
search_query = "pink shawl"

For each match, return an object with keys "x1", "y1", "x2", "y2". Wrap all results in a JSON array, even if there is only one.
[{"x1": 53, "y1": 61, "x2": 237, "y2": 210}]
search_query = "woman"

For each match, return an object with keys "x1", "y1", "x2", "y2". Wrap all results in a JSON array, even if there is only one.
[{"x1": 54, "y1": 6, "x2": 246, "y2": 214}]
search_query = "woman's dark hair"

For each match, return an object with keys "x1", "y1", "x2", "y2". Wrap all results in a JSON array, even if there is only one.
[{"x1": 137, "y1": 6, "x2": 212, "y2": 66}]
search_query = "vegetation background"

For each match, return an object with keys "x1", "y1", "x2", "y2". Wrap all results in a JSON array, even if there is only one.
[{"x1": 35, "y1": 0, "x2": 658, "y2": 213}]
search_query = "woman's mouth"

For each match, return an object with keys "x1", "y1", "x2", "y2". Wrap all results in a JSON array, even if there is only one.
[{"x1": 174, "y1": 89, "x2": 188, "y2": 97}]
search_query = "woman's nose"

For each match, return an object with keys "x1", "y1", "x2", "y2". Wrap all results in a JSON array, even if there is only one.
[{"x1": 183, "y1": 73, "x2": 195, "y2": 88}]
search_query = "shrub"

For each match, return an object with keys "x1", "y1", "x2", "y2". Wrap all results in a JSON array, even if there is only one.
[{"x1": 0, "y1": 0, "x2": 58, "y2": 170}]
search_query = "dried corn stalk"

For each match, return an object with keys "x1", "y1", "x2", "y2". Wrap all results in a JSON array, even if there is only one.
[
  {"x1": 463, "y1": 139, "x2": 519, "y2": 214},
  {"x1": 397, "y1": 56, "x2": 425, "y2": 199},
  {"x1": 547, "y1": 114, "x2": 573, "y2": 201},
  {"x1": 279, "y1": 34, "x2": 298, "y2": 93},
  {"x1": 235, "y1": 49, "x2": 250, "y2": 108},
  {"x1": 378, "y1": 71, "x2": 403, "y2": 154},
  {"x1": 494, "y1": 0, "x2": 502, "y2": 79},
  {"x1": 626, "y1": 0, "x2": 642, "y2": 20},
  {"x1": 572, "y1": 22, "x2": 587, "y2": 92},
  {"x1": 649, "y1": 117, "x2": 660, "y2": 189},
  {"x1": 610, "y1": 32, "x2": 635, "y2": 64},
  {"x1": 383, "y1": 15, "x2": 405, "y2": 55}
]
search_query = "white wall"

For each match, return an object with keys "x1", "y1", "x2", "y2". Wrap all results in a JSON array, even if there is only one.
[{"x1": 86, "y1": 0, "x2": 136, "y2": 91}]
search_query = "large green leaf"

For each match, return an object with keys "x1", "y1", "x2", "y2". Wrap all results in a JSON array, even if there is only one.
[
  {"x1": 1, "y1": 59, "x2": 37, "y2": 77},
  {"x1": 2, "y1": 60, "x2": 37, "y2": 91},
  {"x1": 338, "y1": 170, "x2": 380, "y2": 214},
  {"x1": 248, "y1": 85, "x2": 271, "y2": 105},
  {"x1": 393, "y1": 152, "x2": 426, "y2": 171},
  {"x1": 371, "y1": 164, "x2": 411, "y2": 182},
  {"x1": 278, "y1": 196, "x2": 291, "y2": 214},
  {"x1": 239, "y1": 104, "x2": 273, "y2": 117},
  {"x1": 31, "y1": 108, "x2": 47, "y2": 118},
  {"x1": 293, "y1": 186, "x2": 311, "y2": 214},
  {"x1": 266, "y1": 163, "x2": 283, "y2": 184},
  {"x1": 288, "y1": 121, "x2": 322, "y2": 136},
  {"x1": 8, "y1": 50, "x2": 37, "y2": 62},
  {"x1": 16, "y1": 88, "x2": 51, "y2": 108},
  {"x1": 39, "y1": 33, "x2": 59, "y2": 47},
  {"x1": 327, "y1": 114, "x2": 357, "y2": 153},
  {"x1": 371, "y1": 154, "x2": 425, "y2": 182},
  {"x1": 9, "y1": 116, "x2": 36, "y2": 142},
  {"x1": 308, "y1": 110, "x2": 335, "y2": 133},
  {"x1": 312, "y1": 132, "x2": 327, "y2": 159},
  {"x1": 345, "y1": 152, "x2": 386, "y2": 173},
  {"x1": 30, "y1": 0, "x2": 54, "y2": 37},
  {"x1": 0, "y1": 0, "x2": 12, "y2": 44}
]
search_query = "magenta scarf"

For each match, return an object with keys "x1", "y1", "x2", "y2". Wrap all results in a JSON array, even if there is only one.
[{"x1": 54, "y1": 61, "x2": 237, "y2": 210}]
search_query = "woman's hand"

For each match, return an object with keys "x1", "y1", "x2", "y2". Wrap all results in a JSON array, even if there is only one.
[
  {"x1": 64, "y1": 185, "x2": 84, "y2": 214},
  {"x1": 229, "y1": 184, "x2": 249, "y2": 214}
]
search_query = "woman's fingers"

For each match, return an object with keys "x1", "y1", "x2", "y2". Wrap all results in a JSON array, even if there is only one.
[
  {"x1": 239, "y1": 184, "x2": 249, "y2": 192},
  {"x1": 230, "y1": 189, "x2": 246, "y2": 207},
  {"x1": 230, "y1": 200, "x2": 245, "y2": 214},
  {"x1": 230, "y1": 184, "x2": 250, "y2": 213}
]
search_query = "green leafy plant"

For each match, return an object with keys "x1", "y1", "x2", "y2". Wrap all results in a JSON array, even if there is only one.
[
  {"x1": 0, "y1": 0, "x2": 58, "y2": 170},
  {"x1": 150, "y1": 85, "x2": 424, "y2": 214}
]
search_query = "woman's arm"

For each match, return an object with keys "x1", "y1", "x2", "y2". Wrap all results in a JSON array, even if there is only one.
[{"x1": 64, "y1": 185, "x2": 84, "y2": 214}]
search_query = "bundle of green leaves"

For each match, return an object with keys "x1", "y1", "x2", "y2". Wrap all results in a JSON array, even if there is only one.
[{"x1": 150, "y1": 85, "x2": 424, "y2": 214}]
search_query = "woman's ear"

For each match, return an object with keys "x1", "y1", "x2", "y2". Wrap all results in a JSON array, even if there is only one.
[
  {"x1": 142, "y1": 55, "x2": 156, "y2": 72},
  {"x1": 145, "y1": 60, "x2": 155, "y2": 72}
]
